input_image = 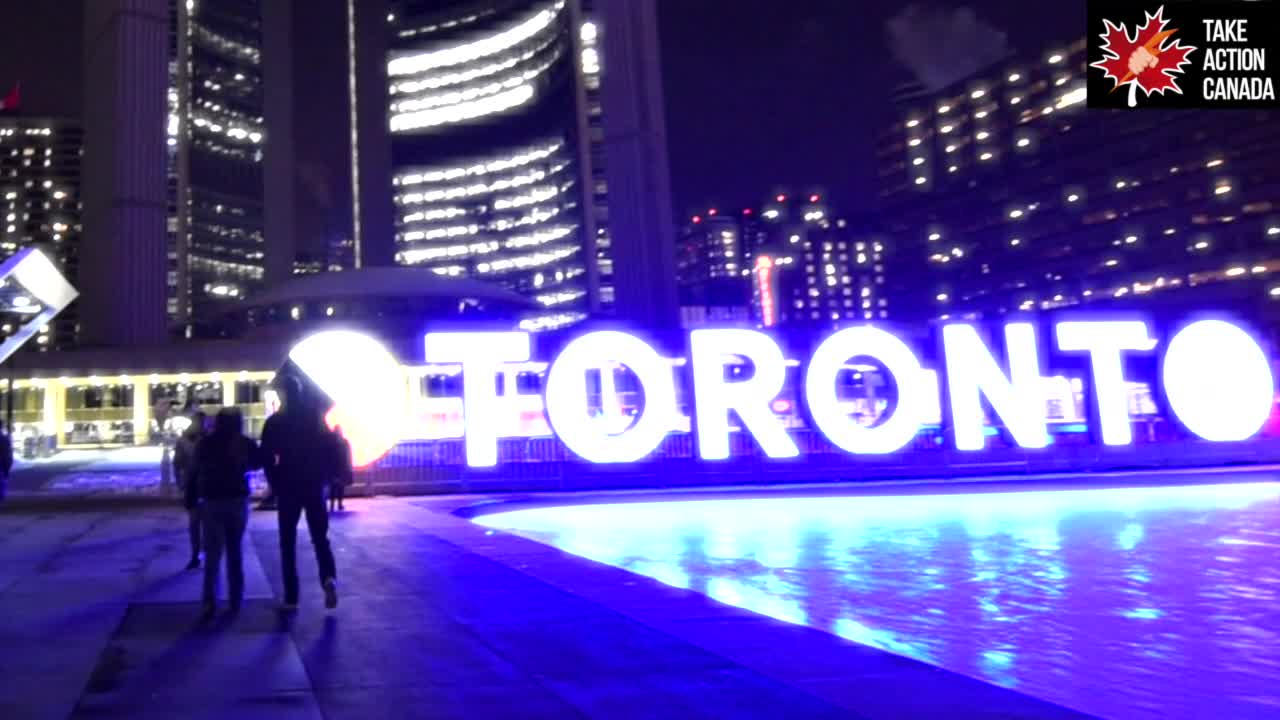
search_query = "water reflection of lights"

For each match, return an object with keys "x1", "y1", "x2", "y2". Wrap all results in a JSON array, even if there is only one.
[{"x1": 478, "y1": 481, "x2": 1280, "y2": 720}]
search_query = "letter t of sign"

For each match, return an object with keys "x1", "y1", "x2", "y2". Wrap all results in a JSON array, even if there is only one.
[{"x1": 423, "y1": 332, "x2": 531, "y2": 467}]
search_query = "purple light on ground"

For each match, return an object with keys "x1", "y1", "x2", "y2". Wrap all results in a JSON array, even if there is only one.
[{"x1": 476, "y1": 481, "x2": 1280, "y2": 719}]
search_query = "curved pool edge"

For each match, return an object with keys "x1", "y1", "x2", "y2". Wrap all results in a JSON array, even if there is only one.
[
  {"x1": 411, "y1": 493, "x2": 1094, "y2": 719},
  {"x1": 443, "y1": 467, "x2": 1280, "y2": 719}
]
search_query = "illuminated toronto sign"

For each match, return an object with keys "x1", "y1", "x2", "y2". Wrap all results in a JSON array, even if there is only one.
[{"x1": 290, "y1": 317, "x2": 1276, "y2": 469}]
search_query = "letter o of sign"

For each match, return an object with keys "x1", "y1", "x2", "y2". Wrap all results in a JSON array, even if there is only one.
[
  {"x1": 1162, "y1": 319, "x2": 1274, "y2": 442},
  {"x1": 804, "y1": 326, "x2": 930, "y2": 454},
  {"x1": 544, "y1": 331, "x2": 678, "y2": 463}
]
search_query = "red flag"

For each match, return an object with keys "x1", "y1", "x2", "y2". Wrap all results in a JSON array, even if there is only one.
[{"x1": 0, "y1": 83, "x2": 20, "y2": 111}]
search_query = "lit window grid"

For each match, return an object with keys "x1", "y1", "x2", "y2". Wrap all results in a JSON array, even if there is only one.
[
  {"x1": 387, "y1": 1, "x2": 566, "y2": 77},
  {"x1": 0, "y1": 121, "x2": 83, "y2": 310},
  {"x1": 390, "y1": 33, "x2": 558, "y2": 96},
  {"x1": 395, "y1": 141, "x2": 562, "y2": 186},
  {"x1": 892, "y1": 192, "x2": 1272, "y2": 316},
  {"x1": 192, "y1": 24, "x2": 261, "y2": 65},
  {"x1": 893, "y1": 141, "x2": 1261, "y2": 255},
  {"x1": 389, "y1": 44, "x2": 563, "y2": 116},
  {"x1": 393, "y1": 145, "x2": 577, "y2": 266},
  {"x1": 383, "y1": 3, "x2": 602, "y2": 329},
  {"x1": 895, "y1": 71, "x2": 1092, "y2": 187},
  {"x1": 904, "y1": 208, "x2": 1277, "y2": 320},
  {"x1": 390, "y1": 83, "x2": 536, "y2": 133}
]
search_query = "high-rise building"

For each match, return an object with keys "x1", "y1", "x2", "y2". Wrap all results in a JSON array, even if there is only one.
[
  {"x1": 878, "y1": 38, "x2": 1280, "y2": 331},
  {"x1": 350, "y1": 0, "x2": 675, "y2": 333},
  {"x1": 675, "y1": 210, "x2": 750, "y2": 328},
  {"x1": 378, "y1": 0, "x2": 609, "y2": 332},
  {"x1": 677, "y1": 211, "x2": 743, "y2": 285},
  {"x1": 0, "y1": 116, "x2": 82, "y2": 350},
  {"x1": 677, "y1": 194, "x2": 889, "y2": 330},
  {"x1": 168, "y1": 0, "x2": 267, "y2": 328},
  {"x1": 749, "y1": 205, "x2": 888, "y2": 330}
]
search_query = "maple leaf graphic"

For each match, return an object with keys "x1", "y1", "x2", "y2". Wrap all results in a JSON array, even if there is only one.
[{"x1": 1090, "y1": 5, "x2": 1196, "y2": 99}]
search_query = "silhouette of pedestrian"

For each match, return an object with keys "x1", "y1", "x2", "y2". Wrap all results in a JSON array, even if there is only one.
[
  {"x1": 159, "y1": 445, "x2": 174, "y2": 493},
  {"x1": 0, "y1": 421, "x2": 12, "y2": 503},
  {"x1": 328, "y1": 426, "x2": 353, "y2": 513},
  {"x1": 260, "y1": 376, "x2": 340, "y2": 611},
  {"x1": 176, "y1": 411, "x2": 207, "y2": 570},
  {"x1": 192, "y1": 408, "x2": 263, "y2": 618}
]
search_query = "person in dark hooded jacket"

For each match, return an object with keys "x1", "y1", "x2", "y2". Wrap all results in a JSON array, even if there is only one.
[
  {"x1": 192, "y1": 408, "x2": 264, "y2": 617},
  {"x1": 260, "y1": 375, "x2": 341, "y2": 611}
]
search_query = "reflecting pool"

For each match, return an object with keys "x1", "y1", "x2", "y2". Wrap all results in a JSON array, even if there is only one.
[{"x1": 476, "y1": 482, "x2": 1280, "y2": 719}]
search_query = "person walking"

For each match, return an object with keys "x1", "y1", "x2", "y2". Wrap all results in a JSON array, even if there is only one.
[
  {"x1": 328, "y1": 426, "x2": 353, "y2": 513},
  {"x1": 0, "y1": 421, "x2": 12, "y2": 503},
  {"x1": 175, "y1": 412, "x2": 207, "y2": 570},
  {"x1": 191, "y1": 408, "x2": 263, "y2": 618},
  {"x1": 260, "y1": 376, "x2": 340, "y2": 611}
]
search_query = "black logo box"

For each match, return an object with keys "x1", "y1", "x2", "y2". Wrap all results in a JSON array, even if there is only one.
[{"x1": 1087, "y1": 0, "x2": 1280, "y2": 109}]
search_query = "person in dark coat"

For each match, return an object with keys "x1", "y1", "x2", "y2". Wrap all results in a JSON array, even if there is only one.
[
  {"x1": 176, "y1": 412, "x2": 207, "y2": 569},
  {"x1": 0, "y1": 421, "x2": 12, "y2": 503},
  {"x1": 328, "y1": 426, "x2": 353, "y2": 513},
  {"x1": 192, "y1": 408, "x2": 264, "y2": 618},
  {"x1": 260, "y1": 376, "x2": 340, "y2": 611}
]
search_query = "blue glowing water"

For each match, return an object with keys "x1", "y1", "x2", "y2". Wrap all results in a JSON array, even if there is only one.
[{"x1": 477, "y1": 481, "x2": 1280, "y2": 719}]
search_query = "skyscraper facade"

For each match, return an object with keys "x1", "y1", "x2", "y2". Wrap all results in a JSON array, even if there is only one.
[
  {"x1": 879, "y1": 38, "x2": 1280, "y2": 331},
  {"x1": 0, "y1": 116, "x2": 82, "y2": 350},
  {"x1": 381, "y1": 0, "x2": 610, "y2": 332},
  {"x1": 168, "y1": 0, "x2": 267, "y2": 327},
  {"x1": 675, "y1": 211, "x2": 750, "y2": 328},
  {"x1": 347, "y1": 0, "x2": 677, "y2": 333}
]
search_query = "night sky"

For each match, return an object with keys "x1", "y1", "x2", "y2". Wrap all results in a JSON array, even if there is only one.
[
  {"x1": 0, "y1": 0, "x2": 82, "y2": 118},
  {"x1": 657, "y1": 0, "x2": 1085, "y2": 218},
  {"x1": 0, "y1": 0, "x2": 1086, "y2": 220}
]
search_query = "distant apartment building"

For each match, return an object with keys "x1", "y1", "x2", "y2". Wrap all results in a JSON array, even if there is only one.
[
  {"x1": 878, "y1": 37, "x2": 1280, "y2": 333},
  {"x1": 677, "y1": 194, "x2": 889, "y2": 330},
  {"x1": 0, "y1": 115, "x2": 82, "y2": 350}
]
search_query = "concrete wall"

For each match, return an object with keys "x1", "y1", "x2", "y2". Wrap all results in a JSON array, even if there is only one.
[
  {"x1": 598, "y1": 0, "x2": 678, "y2": 332},
  {"x1": 263, "y1": 0, "x2": 356, "y2": 280},
  {"x1": 351, "y1": 0, "x2": 395, "y2": 268},
  {"x1": 80, "y1": 0, "x2": 170, "y2": 346},
  {"x1": 261, "y1": 0, "x2": 298, "y2": 286}
]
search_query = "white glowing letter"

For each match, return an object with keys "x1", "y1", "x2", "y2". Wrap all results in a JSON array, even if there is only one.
[
  {"x1": 423, "y1": 332, "x2": 530, "y2": 467},
  {"x1": 943, "y1": 323, "x2": 1048, "y2": 450},
  {"x1": 689, "y1": 329, "x2": 798, "y2": 460},
  {"x1": 1055, "y1": 321, "x2": 1156, "y2": 446},
  {"x1": 1163, "y1": 320, "x2": 1274, "y2": 442},
  {"x1": 805, "y1": 326, "x2": 931, "y2": 454},
  {"x1": 290, "y1": 330, "x2": 408, "y2": 469},
  {"x1": 544, "y1": 331, "x2": 677, "y2": 463}
]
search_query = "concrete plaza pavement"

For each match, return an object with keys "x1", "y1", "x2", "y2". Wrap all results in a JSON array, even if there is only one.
[{"x1": 0, "y1": 497, "x2": 1089, "y2": 719}]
